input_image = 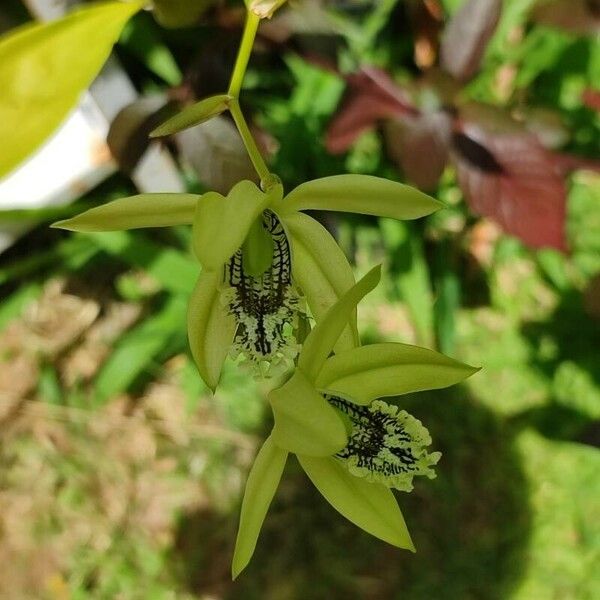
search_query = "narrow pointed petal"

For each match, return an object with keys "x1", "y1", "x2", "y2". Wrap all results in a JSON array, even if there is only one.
[
  {"x1": 277, "y1": 175, "x2": 444, "y2": 219},
  {"x1": 52, "y1": 194, "x2": 199, "y2": 232},
  {"x1": 269, "y1": 371, "x2": 348, "y2": 457},
  {"x1": 282, "y1": 212, "x2": 357, "y2": 352},
  {"x1": 232, "y1": 436, "x2": 288, "y2": 579},
  {"x1": 298, "y1": 265, "x2": 381, "y2": 383},
  {"x1": 192, "y1": 181, "x2": 279, "y2": 271},
  {"x1": 187, "y1": 270, "x2": 237, "y2": 391},
  {"x1": 317, "y1": 343, "x2": 480, "y2": 405},
  {"x1": 297, "y1": 455, "x2": 415, "y2": 550},
  {"x1": 150, "y1": 94, "x2": 232, "y2": 137}
]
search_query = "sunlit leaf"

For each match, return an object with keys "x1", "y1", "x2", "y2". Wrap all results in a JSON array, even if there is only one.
[
  {"x1": 0, "y1": 0, "x2": 143, "y2": 178},
  {"x1": 282, "y1": 212, "x2": 357, "y2": 352},
  {"x1": 440, "y1": 0, "x2": 502, "y2": 82},
  {"x1": 269, "y1": 371, "x2": 347, "y2": 457},
  {"x1": 192, "y1": 180, "x2": 278, "y2": 270},
  {"x1": 278, "y1": 175, "x2": 443, "y2": 220},
  {"x1": 297, "y1": 455, "x2": 415, "y2": 550},
  {"x1": 298, "y1": 266, "x2": 381, "y2": 382},
  {"x1": 232, "y1": 436, "x2": 288, "y2": 579},
  {"x1": 150, "y1": 94, "x2": 232, "y2": 137},
  {"x1": 52, "y1": 194, "x2": 199, "y2": 232},
  {"x1": 187, "y1": 270, "x2": 237, "y2": 391},
  {"x1": 451, "y1": 103, "x2": 568, "y2": 251},
  {"x1": 316, "y1": 343, "x2": 479, "y2": 405}
]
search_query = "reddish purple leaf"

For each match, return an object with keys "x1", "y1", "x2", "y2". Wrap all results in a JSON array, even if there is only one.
[
  {"x1": 451, "y1": 111, "x2": 568, "y2": 251},
  {"x1": 532, "y1": 0, "x2": 600, "y2": 35},
  {"x1": 383, "y1": 111, "x2": 452, "y2": 191},
  {"x1": 326, "y1": 67, "x2": 417, "y2": 154},
  {"x1": 440, "y1": 0, "x2": 502, "y2": 82},
  {"x1": 582, "y1": 89, "x2": 600, "y2": 112}
]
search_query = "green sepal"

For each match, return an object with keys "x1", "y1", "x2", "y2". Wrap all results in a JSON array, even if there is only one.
[
  {"x1": 298, "y1": 265, "x2": 381, "y2": 383},
  {"x1": 242, "y1": 216, "x2": 275, "y2": 277},
  {"x1": 232, "y1": 435, "x2": 288, "y2": 579},
  {"x1": 316, "y1": 343, "x2": 480, "y2": 405},
  {"x1": 297, "y1": 454, "x2": 415, "y2": 550},
  {"x1": 192, "y1": 180, "x2": 279, "y2": 271},
  {"x1": 187, "y1": 270, "x2": 237, "y2": 391},
  {"x1": 276, "y1": 175, "x2": 444, "y2": 220},
  {"x1": 281, "y1": 212, "x2": 357, "y2": 352},
  {"x1": 150, "y1": 94, "x2": 232, "y2": 137},
  {"x1": 51, "y1": 193, "x2": 199, "y2": 232},
  {"x1": 269, "y1": 371, "x2": 348, "y2": 457},
  {"x1": 0, "y1": 0, "x2": 144, "y2": 178}
]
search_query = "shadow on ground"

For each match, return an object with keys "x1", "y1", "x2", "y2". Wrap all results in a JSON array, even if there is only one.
[{"x1": 172, "y1": 390, "x2": 532, "y2": 600}]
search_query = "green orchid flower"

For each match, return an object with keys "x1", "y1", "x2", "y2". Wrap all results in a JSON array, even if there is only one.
[
  {"x1": 232, "y1": 266, "x2": 480, "y2": 578},
  {"x1": 53, "y1": 175, "x2": 442, "y2": 390}
]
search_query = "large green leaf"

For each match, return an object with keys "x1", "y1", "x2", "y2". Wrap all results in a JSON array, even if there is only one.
[
  {"x1": 0, "y1": 1, "x2": 143, "y2": 178},
  {"x1": 277, "y1": 175, "x2": 444, "y2": 219},
  {"x1": 269, "y1": 371, "x2": 348, "y2": 457},
  {"x1": 52, "y1": 194, "x2": 199, "y2": 232},
  {"x1": 281, "y1": 212, "x2": 357, "y2": 352},
  {"x1": 150, "y1": 94, "x2": 232, "y2": 137},
  {"x1": 316, "y1": 343, "x2": 480, "y2": 405},
  {"x1": 232, "y1": 436, "x2": 288, "y2": 579},
  {"x1": 298, "y1": 265, "x2": 381, "y2": 383},
  {"x1": 297, "y1": 455, "x2": 415, "y2": 550},
  {"x1": 187, "y1": 270, "x2": 237, "y2": 391},
  {"x1": 192, "y1": 180, "x2": 278, "y2": 271}
]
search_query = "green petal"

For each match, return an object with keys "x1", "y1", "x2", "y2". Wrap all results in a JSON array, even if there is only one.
[
  {"x1": 150, "y1": 94, "x2": 232, "y2": 137},
  {"x1": 232, "y1": 435, "x2": 288, "y2": 579},
  {"x1": 269, "y1": 371, "x2": 347, "y2": 457},
  {"x1": 277, "y1": 175, "x2": 444, "y2": 220},
  {"x1": 187, "y1": 270, "x2": 237, "y2": 391},
  {"x1": 297, "y1": 454, "x2": 415, "y2": 550},
  {"x1": 317, "y1": 343, "x2": 480, "y2": 405},
  {"x1": 192, "y1": 181, "x2": 279, "y2": 271},
  {"x1": 0, "y1": 0, "x2": 143, "y2": 178},
  {"x1": 298, "y1": 265, "x2": 381, "y2": 383},
  {"x1": 51, "y1": 194, "x2": 199, "y2": 232},
  {"x1": 281, "y1": 212, "x2": 357, "y2": 352}
]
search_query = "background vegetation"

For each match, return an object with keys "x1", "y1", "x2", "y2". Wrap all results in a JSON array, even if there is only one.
[{"x1": 0, "y1": 0, "x2": 599, "y2": 598}]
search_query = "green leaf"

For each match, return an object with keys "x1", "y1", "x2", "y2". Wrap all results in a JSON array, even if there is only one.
[
  {"x1": 316, "y1": 343, "x2": 480, "y2": 405},
  {"x1": 187, "y1": 270, "x2": 237, "y2": 392},
  {"x1": 52, "y1": 194, "x2": 199, "y2": 232},
  {"x1": 281, "y1": 212, "x2": 357, "y2": 352},
  {"x1": 298, "y1": 265, "x2": 381, "y2": 383},
  {"x1": 269, "y1": 371, "x2": 348, "y2": 457},
  {"x1": 87, "y1": 231, "x2": 197, "y2": 295},
  {"x1": 95, "y1": 294, "x2": 186, "y2": 404},
  {"x1": 277, "y1": 175, "x2": 444, "y2": 220},
  {"x1": 232, "y1": 436, "x2": 288, "y2": 579},
  {"x1": 0, "y1": 1, "x2": 143, "y2": 178},
  {"x1": 152, "y1": 0, "x2": 216, "y2": 29},
  {"x1": 192, "y1": 180, "x2": 278, "y2": 271},
  {"x1": 297, "y1": 455, "x2": 415, "y2": 550},
  {"x1": 150, "y1": 94, "x2": 232, "y2": 137}
]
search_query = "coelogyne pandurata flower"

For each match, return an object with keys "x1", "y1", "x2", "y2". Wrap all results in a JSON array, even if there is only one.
[
  {"x1": 231, "y1": 266, "x2": 479, "y2": 577},
  {"x1": 53, "y1": 175, "x2": 442, "y2": 389}
]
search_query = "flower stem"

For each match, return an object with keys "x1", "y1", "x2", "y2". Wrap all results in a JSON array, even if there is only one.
[
  {"x1": 227, "y1": 11, "x2": 275, "y2": 189},
  {"x1": 228, "y1": 12, "x2": 260, "y2": 98}
]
